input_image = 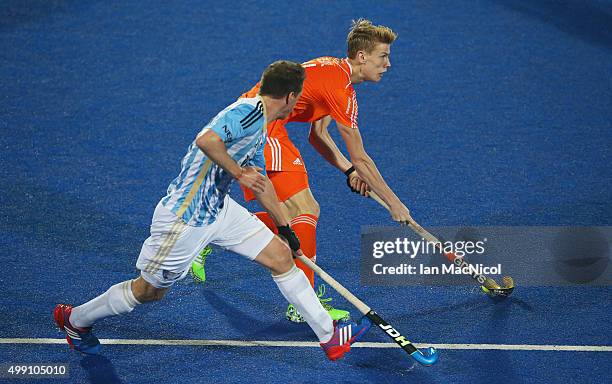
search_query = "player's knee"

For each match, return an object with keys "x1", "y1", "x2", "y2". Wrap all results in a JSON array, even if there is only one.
[
  {"x1": 269, "y1": 238, "x2": 295, "y2": 275},
  {"x1": 138, "y1": 287, "x2": 167, "y2": 302},
  {"x1": 307, "y1": 198, "x2": 320, "y2": 217},
  {"x1": 132, "y1": 278, "x2": 169, "y2": 303}
]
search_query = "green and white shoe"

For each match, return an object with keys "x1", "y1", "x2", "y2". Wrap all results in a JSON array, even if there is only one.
[
  {"x1": 285, "y1": 284, "x2": 351, "y2": 323},
  {"x1": 190, "y1": 246, "x2": 212, "y2": 284}
]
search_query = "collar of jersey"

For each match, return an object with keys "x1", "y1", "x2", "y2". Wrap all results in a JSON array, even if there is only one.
[{"x1": 256, "y1": 94, "x2": 268, "y2": 134}]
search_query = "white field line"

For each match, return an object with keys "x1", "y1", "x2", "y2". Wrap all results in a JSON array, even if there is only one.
[{"x1": 0, "y1": 338, "x2": 610, "y2": 352}]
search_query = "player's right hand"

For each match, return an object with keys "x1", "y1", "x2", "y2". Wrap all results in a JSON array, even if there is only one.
[
  {"x1": 348, "y1": 171, "x2": 370, "y2": 196},
  {"x1": 389, "y1": 202, "x2": 412, "y2": 226},
  {"x1": 237, "y1": 166, "x2": 266, "y2": 193},
  {"x1": 344, "y1": 166, "x2": 369, "y2": 196}
]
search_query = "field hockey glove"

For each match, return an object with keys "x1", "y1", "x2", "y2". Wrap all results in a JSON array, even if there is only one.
[{"x1": 277, "y1": 225, "x2": 301, "y2": 253}]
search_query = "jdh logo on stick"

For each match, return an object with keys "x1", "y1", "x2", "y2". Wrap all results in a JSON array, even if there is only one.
[{"x1": 379, "y1": 324, "x2": 411, "y2": 347}]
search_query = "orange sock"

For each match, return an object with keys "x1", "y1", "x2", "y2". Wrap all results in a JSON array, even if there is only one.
[
  {"x1": 290, "y1": 214, "x2": 318, "y2": 288},
  {"x1": 254, "y1": 212, "x2": 317, "y2": 288}
]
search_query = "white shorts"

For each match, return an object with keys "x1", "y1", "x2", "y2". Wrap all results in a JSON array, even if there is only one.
[{"x1": 136, "y1": 195, "x2": 274, "y2": 288}]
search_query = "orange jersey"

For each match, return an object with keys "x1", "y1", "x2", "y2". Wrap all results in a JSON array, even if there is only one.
[
  {"x1": 241, "y1": 57, "x2": 358, "y2": 133},
  {"x1": 240, "y1": 57, "x2": 357, "y2": 180}
]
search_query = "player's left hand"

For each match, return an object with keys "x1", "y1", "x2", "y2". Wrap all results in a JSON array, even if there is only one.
[{"x1": 277, "y1": 225, "x2": 301, "y2": 254}]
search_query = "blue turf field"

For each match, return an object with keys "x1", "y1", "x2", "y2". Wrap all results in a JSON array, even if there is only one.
[{"x1": 1, "y1": 1, "x2": 611, "y2": 383}]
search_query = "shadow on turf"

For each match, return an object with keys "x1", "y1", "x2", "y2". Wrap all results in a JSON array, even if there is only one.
[
  {"x1": 80, "y1": 354, "x2": 124, "y2": 384},
  {"x1": 200, "y1": 288, "x2": 312, "y2": 340},
  {"x1": 480, "y1": 294, "x2": 523, "y2": 382},
  {"x1": 394, "y1": 293, "x2": 533, "y2": 325}
]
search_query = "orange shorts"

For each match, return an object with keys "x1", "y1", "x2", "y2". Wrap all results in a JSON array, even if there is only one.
[
  {"x1": 242, "y1": 129, "x2": 310, "y2": 202},
  {"x1": 242, "y1": 170, "x2": 310, "y2": 202}
]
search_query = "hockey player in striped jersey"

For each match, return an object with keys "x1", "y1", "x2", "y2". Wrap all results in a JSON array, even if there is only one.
[{"x1": 54, "y1": 61, "x2": 370, "y2": 361}]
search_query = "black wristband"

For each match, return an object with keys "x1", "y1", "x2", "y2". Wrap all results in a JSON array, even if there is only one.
[
  {"x1": 344, "y1": 166, "x2": 359, "y2": 193},
  {"x1": 344, "y1": 165, "x2": 355, "y2": 177}
]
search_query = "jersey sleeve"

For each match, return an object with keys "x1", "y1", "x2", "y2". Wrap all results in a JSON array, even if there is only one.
[{"x1": 205, "y1": 107, "x2": 247, "y2": 143}]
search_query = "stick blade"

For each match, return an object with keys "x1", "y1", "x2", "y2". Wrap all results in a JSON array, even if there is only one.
[
  {"x1": 410, "y1": 347, "x2": 439, "y2": 366},
  {"x1": 481, "y1": 276, "x2": 515, "y2": 298}
]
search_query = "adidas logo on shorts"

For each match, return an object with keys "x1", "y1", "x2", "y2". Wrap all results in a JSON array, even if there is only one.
[{"x1": 293, "y1": 158, "x2": 302, "y2": 165}]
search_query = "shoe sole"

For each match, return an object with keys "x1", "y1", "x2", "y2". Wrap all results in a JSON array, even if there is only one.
[
  {"x1": 285, "y1": 315, "x2": 306, "y2": 323},
  {"x1": 325, "y1": 343, "x2": 351, "y2": 361},
  {"x1": 329, "y1": 313, "x2": 351, "y2": 322}
]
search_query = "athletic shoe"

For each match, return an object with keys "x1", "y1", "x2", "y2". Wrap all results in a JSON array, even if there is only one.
[
  {"x1": 190, "y1": 246, "x2": 212, "y2": 283},
  {"x1": 285, "y1": 285, "x2": 351, "y2": 323},
  {"x1": 320, "y1": 318, "x2": 371, "y2": 361},
  {"x1": 285, "y1": 303, "x2": 305, "y2": 323},
  {"x1": 316, "y1": 284, "x2": 350, "y2": 321},
  {"x1": 53, "y1": 304, "x2": 101, "y2": 355}
]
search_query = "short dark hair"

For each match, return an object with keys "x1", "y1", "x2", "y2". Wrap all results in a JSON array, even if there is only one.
[{"x1": 259, "y1": 61, "x2": 305, "y2": 99}]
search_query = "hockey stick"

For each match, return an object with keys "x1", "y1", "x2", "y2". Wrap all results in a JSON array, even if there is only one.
[
  {"x1": 367, "y1": 191, "x2": 514, "y2": 297},
  {"x1": 296, "y1": 255, "x2": 439, "y2": 366}
]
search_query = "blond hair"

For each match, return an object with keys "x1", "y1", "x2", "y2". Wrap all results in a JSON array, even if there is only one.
[{"x1": 347, "y1": 19, "x2": 397, "y2": 59}]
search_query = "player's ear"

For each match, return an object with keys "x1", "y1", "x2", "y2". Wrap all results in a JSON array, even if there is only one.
[
  {"x1": 357, "y1": 50, "x2": 367, "y2": 64},
  {"x1": 286, "y1": 91, "x2": 298, "y2": 104}
]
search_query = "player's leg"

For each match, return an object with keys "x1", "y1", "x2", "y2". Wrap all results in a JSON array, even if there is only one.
[
  {"x1": 240, "y1": 163, "x2": 350, "y2": 322},
  {"x1": 215, "y1": 199, "x2": 369, "y2": 360},
  {"x1": 53, "y1": 277, "x2": 145, "y2": 355},
  {"x1": 54, "y1": 202, "x2": 209, "y2": 354},
  {"x1": 278, "y1": 184, "x2": 319, "y2": 288},
  {"x1": 259, "y1": 176, "x2": 350, "y2": 323},
  {"x1": 257, "y1": 239, "x2": 336, "y2": 341}
]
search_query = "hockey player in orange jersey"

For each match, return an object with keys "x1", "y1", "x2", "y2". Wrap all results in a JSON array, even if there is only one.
[{"x1": 192, "y1": 19, "x2": 412, "y2": 323}]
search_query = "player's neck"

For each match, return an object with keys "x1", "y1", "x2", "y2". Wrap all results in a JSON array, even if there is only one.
[
  {"x1": 260, "y1": 95, "x2": 285, "y2": 122},
  {"x1": 347, "y1": 58, "x2": 365, "y2": 84}
]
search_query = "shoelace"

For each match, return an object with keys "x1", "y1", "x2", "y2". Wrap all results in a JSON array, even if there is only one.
[{"x1": 316, "y1": 284, "x2": 335, "y2": 310}]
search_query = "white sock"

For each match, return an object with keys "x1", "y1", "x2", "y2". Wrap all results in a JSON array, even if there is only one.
[
  {"x1": 70, "y1": 280, "x2": 141, "y2": 328},
  {"x1": 273, "y1": 265, "x2": 334, "y2": 342}
]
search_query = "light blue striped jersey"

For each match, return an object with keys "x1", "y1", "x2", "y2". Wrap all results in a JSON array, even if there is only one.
[{"x1": 161, "y1": 96, "x2": 266, "y2": 226}]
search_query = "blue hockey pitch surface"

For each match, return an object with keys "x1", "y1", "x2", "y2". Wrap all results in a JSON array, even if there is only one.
[{"x1": 1, "y1": 1, "x2": 611, "y2": 383}]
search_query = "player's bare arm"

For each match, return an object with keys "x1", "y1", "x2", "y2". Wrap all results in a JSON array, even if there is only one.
[
  {"x1": 309, "y1": 115, "x2": 352, "y2": 172},
  {"x1": 309, "y1": 115, "x2": 369, "y2": 196},
  {"x1": 252, "y1": 177, "x2": 291, "y2": 227},
  {"x1": 196, "y1": 129, "x2": 266, "y2": 193},
  {"x1": 336, "y1": 121, "x2": 411, "y2": 223}
]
